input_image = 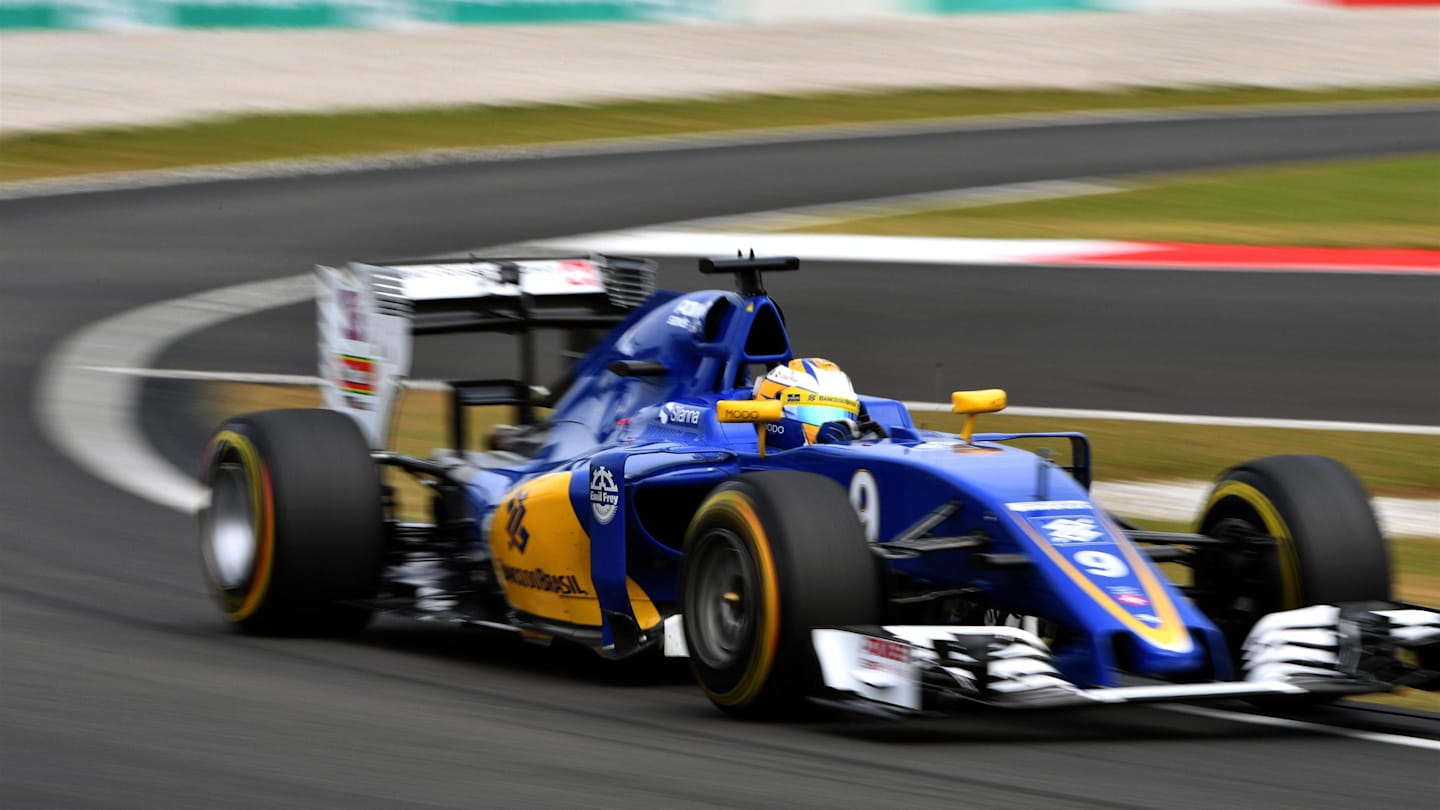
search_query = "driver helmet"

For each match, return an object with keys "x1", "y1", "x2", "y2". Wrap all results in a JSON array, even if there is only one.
[{"x1": 752, "y1": 358, "x2": 859, "y2": 449}]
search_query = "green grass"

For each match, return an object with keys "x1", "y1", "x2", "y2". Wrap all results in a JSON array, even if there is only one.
[
  {"x1": 4, "y1": 85, "x2": 1439, "y2": 184},
  {"x1": 914, "y1": 412, "x2": 1440, "y2": 499},
  {"x1": 791, "y1": 152, "x2": 1440, "y2": 247},
  {"x1": 1393, "y1": 536, "x2": 1440, "y2": 605}
]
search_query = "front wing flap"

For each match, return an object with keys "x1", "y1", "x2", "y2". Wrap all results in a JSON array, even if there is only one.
[
  {"x1": 1243, "y1": 603, "x2": 1440, "y2": 689},
  {"x1": 812, "y1": 603, "x2": 1439, "y2": 716}
]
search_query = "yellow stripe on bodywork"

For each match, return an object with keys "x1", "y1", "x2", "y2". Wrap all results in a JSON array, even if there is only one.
[
  {"x1": 490, "y1": 472, "x2": 664, "y2": 633},
  {"x1": 490, "y1": 472, "x2": 601, "y2": 626},
  {"x1": 1013, "y1": 510, "x2": 1193, "y2": 653},
  {"x1": 1202, "y1": 481, "x2": 1302, "y2": 609},
  {"x1": 627, "y1": 578, "x2": 662, "y2": 632}
]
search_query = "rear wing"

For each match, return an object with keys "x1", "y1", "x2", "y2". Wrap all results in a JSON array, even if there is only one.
[{"x1": 317, "y1": 255, "x2": 656, "y2": 447}]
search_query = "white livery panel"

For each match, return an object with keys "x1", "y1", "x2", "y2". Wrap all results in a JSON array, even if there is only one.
[
  {"x1": 316, "y1": 256, "x2": 655, "y2": 448},
  {"x1": 809, "y1": 602, "x2": 1440, "y2": 715}
]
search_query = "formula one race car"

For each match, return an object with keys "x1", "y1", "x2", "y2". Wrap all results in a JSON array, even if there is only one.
[{"x1": 198, "y1": 254, "x2": 1439, "y2": 718}]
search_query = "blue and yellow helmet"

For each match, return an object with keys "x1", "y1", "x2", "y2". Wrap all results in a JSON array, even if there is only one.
[{"x1": 752, "y1": 358, "x2": 860, "y2": 449}]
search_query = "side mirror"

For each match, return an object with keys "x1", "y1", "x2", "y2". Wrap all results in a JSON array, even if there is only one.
[
  {"x1": 951, "y1": 389, "x2": 1007, "y2": 443},
  {"x1": 717, "y1": 400, "x2": 783, "y2": 456}
]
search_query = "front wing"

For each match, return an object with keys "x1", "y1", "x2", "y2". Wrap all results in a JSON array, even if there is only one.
[{"x1": 811, "y1": 603, "x2": 1440, "y2": 716}]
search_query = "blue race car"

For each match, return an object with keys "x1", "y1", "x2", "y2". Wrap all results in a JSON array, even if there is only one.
[{"x1": 199, "y1": 254, "x2": 1438, "y2": 718}]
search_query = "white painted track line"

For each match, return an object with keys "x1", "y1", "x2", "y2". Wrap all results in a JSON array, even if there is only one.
[
  {"x1": 32, "y1": 238, "x2": 1440, "y2": 526},
  {"x1": 57, "y1": 354, "x2": 1440, "y2": 538},
  {"x1": 34, "y1": 275, "x2": 315, "y2": 513},
  {"x1": 90, "y1": 365, "x2": 1440, "y2": 436},
  {"x1": 532, "y1": 230, "x2": 1440, "y2": 275},
  {"x1": 905, "y1": 401, "x2": 1440, "y2": 436},
  {"x1": 537, "y1": 230, "x2": 1138, "y2": 267},
  {"x1": 1163, "y1": 705, "x2": 1440, "y2": 752}
]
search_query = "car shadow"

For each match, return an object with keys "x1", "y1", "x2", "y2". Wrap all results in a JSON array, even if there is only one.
[
  {"x1": 349, "y1": 616, "x2": 696, "y2": 689},
  {"x1": 240, "y1": 616, "x2": 1393, "y2": 747}
]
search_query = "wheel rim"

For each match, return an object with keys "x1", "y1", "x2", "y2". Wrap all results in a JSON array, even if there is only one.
[
  {"x1": 1196, "y1": 513, "x2": 1284, "y2": 647},
  {"x1": 204, "y1": 461, "x2": 257, "y2": 590},
  {"x1": 688, "y1": 528, "x2": 760, "y2": 670}
]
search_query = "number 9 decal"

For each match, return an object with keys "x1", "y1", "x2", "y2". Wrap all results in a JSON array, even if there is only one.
[
  {"x1": 849, "y1": 470, "x2": 879, "y2": 542},
  {"x1": 1073, "y1": 549, "x2": 1128, "y2": 578}
]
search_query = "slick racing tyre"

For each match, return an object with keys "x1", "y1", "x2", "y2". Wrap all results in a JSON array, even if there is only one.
[
  {"x1": 1194, "y1": 454, "x2": 1391, "y2": 659},
  {"x1": 199, "y1": 408, "x2": 385, "y2": 635},
  {"x1": 680, "y1": 472, "x2": 881, "y2": 719}
]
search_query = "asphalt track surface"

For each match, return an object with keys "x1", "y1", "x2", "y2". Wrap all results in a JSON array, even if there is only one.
[{"x1": 4, "y1": 108, "x2": 1440, "y2": 808}]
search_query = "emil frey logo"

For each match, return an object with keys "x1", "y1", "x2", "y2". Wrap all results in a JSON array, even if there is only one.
[
  {"x1": 1039, "y1": 516, "x2": 1104, "y2": 545},
  {"x1": 590, "y1": 466, "x2": 619, "y2": 524}
]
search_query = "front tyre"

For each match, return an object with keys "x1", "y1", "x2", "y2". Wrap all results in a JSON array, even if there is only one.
[
  {"x1": 680, "y1": 472, "x2": 880, "y2": 719},
  {"x1": 1194, "y1": 454, "x2": 1391, "y2": 659},
  {"x1": 199, "y1": 408, "x2": 385, "y2": 635}
]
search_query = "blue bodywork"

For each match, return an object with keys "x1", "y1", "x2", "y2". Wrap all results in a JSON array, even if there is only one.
[{"x1": 455, "y1": 285, "x2": 1230, "y2": 688}]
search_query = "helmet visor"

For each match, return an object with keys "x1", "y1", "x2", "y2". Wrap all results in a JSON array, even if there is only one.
[{"x1": 790, "y1": 403, "x2": 857, "y2": 427}]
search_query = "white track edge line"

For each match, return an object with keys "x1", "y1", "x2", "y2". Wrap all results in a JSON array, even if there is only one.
[
  {"x1": 1161, "y1": 704, "x2": 1440, "y2": 752},
  {"x1": 93, "y1": 365, "x2": 1440, "y2": 436},
  {"x1": 904, "y1": 401, "x2": 1440, "y2": 435},
  {"x1": 35, "y1": 275, "x2": 316, "y2": 514},
  {"x1": 76, "y1": 363, "x2": 1440, "y2": 538}
]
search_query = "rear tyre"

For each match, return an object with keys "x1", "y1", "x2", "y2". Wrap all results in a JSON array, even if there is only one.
[
  {"x1": 1194, "y1": 455, "x2": 1391, "y2": 699},
  {"x1": 199, "y1": 408, "x2": 385, "y2": 635},
  {"x1": 680, "y1": 472, "x2": 880, "y2": 719}
]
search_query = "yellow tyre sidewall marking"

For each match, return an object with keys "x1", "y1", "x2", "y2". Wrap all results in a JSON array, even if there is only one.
[
  {"x1": 1204, "y1": 481, "x2": 1301, "y2": 609},
  {"x1": 206, "y1": 430, "x2": 276, "y2": 622},
  {"x1": 696, "y1": 490, "x2": 781, "y2": 708}
]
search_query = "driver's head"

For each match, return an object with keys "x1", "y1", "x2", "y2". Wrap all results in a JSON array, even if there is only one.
[{"x1": 752, "y1": 358, "x2": 859, "y2": 449}]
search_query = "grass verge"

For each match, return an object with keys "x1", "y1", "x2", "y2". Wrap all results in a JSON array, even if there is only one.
[
  {"x1": 4, "y1": 85, "x2": 1439, "y2": 184},
  {"x1": 788, "y1": 151, "x2": 1440, "y2": 247},
  {"x1": 912, "y1": 411, "x2": 1439, "y2": 499}
]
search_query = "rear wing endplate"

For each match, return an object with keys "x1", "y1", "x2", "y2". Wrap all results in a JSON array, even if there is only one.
[{"x1": 317, "y1": 255, "x2": 656, "y2": 447}]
